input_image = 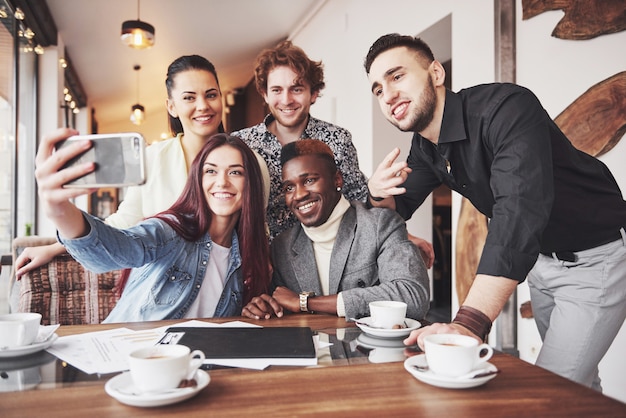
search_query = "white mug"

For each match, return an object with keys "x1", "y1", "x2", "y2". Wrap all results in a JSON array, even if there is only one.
[
  {"x1": 128, "y1": 345, "x2": 205, "y2": 393},
  {"x1": 0, "y1": 313, "x2": 42, "y2": 348},
  {"x1": 369, "y1": 301, "x2": 407, "y2": 329},
  {"x1": 424, "y1": 334, "x2": 493, "y2": 377}
]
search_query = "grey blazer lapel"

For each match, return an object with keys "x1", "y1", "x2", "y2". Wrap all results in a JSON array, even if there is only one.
[
  {"x1": 328, "y1": 206, "x2": 357, "y2": 294},
  {"x1": 290, "y1": 228, "x2": 323, "y2": 295}
]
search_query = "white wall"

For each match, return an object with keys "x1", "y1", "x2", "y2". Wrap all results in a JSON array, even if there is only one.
[
  {"x1": 291, "y1": 0, "x2": 496, "y2": 292},
  {"x1": 104, "y1": 108, "x2": 170, "y2": 145},
  {"x1": 292, "y1": 0, "x2": 495, "y2": 174},
  {"x1": 291, "y1": 0, "x2": 626, "y2": 403}
]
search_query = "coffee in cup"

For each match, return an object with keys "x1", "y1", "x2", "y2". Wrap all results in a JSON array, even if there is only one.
[
  {"x1": 0, "y1": 313, "x2": 42, "y2": 348},
  {"x1": 128, "y1": 345, "x2": 205, "y2": 393},
  {"x1": 423, "y1": 334, "x2": 493, "y2": 378},
  {"x1": 369, "y1": 301, "x2": 407, "y2": 329}
]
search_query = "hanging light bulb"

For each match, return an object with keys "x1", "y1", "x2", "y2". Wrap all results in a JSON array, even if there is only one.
[
  {"x1": 130, "y1": 65, "x2": 145, "y2": 125},
  {"x1": 121, "y1": 20, "x2": 155, "y2": 49},
  {"x1": 130, "y1": 104, "x2": 145, "y2": 125},
  {"x1": 14, "y1": 8, "x2": 24, "y2": 20},
  {"x1": 121, "y1": 0, "x2": 155, "y2": 49}
]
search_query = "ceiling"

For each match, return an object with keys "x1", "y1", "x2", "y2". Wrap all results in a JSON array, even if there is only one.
[{"x1": 43, "y1": 0, "x2": 321, "y2": 136}]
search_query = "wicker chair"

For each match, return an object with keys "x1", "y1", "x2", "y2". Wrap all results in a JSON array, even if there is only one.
[{"x1": 9, "y1": 236, "x2": 121, "y2": 325}]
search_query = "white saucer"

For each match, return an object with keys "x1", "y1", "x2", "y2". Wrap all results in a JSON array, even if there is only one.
[
  {"x1": 105, "y1": 370, "x2": 210, "y2": 407},
  {"x1": 0, "y1": 334, "x2": 58, "y2": 358},
  {"x1": 355, "y1": 317, "x2": 421, "y2": 339},
  {"x1": 356, "y1": 333, "x2": 406, "y2": 348},
  {"x1": 404, "y1": 354, "x2": 498, "y2": 389}
]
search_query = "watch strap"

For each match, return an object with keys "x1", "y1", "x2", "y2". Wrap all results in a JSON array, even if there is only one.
[{"x1": 299, "y1": 292, "x2": 315, "y2": 312}]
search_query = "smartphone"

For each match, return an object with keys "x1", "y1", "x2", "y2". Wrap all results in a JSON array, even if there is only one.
[{"x1": 56, "y1": 132, "x2": 146, "y2": 188}]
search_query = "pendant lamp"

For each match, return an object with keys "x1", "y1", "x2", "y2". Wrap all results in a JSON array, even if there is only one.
[
  {"x1": 121, "y1": 0, "x2": 155, "y2": 49},
  {"x1": 130, "y1": 104, "x2": 145, "y2": 125},
  {"x1": 130, "y1": 65, "x2": 145, "y2": 125}
]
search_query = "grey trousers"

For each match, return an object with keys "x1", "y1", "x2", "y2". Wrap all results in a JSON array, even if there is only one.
[{"x1": 527, "y1": 228, "x2": 626, "y2": 392}]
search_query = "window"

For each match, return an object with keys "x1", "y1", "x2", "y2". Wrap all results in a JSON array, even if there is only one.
[{"x1": 0, "y1": 0, "x2": 38, "y2": 253}]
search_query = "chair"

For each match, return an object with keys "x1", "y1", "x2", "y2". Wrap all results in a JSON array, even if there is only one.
[
  {"x1": 0, "y1": 254, "x2": 11, "y2": 271},
  {"x1": 8, "y1": 236, "x2": 121, "y2": 325}
]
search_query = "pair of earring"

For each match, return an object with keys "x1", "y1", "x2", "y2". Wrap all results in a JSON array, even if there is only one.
[{"x1": 336, "y1": 186, "x2": 341, "y2": 192}]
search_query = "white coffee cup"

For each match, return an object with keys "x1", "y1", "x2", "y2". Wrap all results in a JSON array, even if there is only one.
[
  {"x1": 0, "y1": 313, "x2": 42, "y2": 348},
  {"x1": 424, "y1": 333, "x2": 493, "y2": 378},
  {"x1": 128, "y1": 345, "x2": 205, "y2": 393},
  {"x1": 369, "y1": 301, "x2": 407, "y2": 329}
]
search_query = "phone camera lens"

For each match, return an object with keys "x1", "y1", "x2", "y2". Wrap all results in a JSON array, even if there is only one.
[{"x1": 133, "y1": 137, "x2": 141, "y2": 157}]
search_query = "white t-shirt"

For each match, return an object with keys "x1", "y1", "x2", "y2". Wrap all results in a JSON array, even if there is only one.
[{"x1": 185, "y1": 243, "x2": 231, "y2": 318}]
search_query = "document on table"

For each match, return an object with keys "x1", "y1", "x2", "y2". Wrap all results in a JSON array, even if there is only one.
[{"x1": 45, "y1": 320, "x2": 260, "y2": 374}]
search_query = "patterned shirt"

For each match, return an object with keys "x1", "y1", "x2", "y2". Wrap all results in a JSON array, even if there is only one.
[{"x1": 232, "y1": 114, "x2": 368, "y2": 239}]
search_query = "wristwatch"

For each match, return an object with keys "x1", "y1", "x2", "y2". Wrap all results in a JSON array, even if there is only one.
[{"x1": 299, "y1": 291, "x2": 316, "y2": 313}]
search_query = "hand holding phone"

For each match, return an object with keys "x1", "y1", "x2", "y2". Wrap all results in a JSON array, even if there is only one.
[{"x1": 55, "y1": 133, "x2": 146, "y2": 188}]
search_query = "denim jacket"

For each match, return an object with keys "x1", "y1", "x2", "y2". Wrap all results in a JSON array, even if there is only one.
[{"x1": 59, "y1": 212, "x2": 243, "y2": 323}]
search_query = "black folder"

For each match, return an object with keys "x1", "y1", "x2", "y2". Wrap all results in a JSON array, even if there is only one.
[{"x1": 161, "y1": 326, "x2": 317, "y2": 366}]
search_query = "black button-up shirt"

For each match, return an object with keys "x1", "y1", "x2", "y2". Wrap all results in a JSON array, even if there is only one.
[{"x1": 396, "y1": 84, "x2": 626, "y2": 282}]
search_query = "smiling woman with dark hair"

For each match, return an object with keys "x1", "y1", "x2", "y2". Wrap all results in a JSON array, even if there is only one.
[{"x1": 35, "y1": 130, "x2": 271, "y2": 322}]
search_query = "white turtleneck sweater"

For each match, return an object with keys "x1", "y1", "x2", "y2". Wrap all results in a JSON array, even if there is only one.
[{"x1": 301, "y1": 195, "x2": 351, "y2": 317}]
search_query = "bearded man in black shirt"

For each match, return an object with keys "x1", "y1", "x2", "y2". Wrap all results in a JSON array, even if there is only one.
[{"x1": 364, "y1": 33, "x2": 626, "y2": 392}]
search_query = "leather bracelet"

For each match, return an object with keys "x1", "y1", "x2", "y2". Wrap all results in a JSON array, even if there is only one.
[
  {"x1": 452, "y1": 305, "x2": 492, "y2": 342},
  {"x1": 367, "y1": 185, "x2": 385, "y2": 202}
]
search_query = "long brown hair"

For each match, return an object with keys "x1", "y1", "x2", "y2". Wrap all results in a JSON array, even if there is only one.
[{"x1": 155, "y1": 134, "x2": 270, "y2": 304}]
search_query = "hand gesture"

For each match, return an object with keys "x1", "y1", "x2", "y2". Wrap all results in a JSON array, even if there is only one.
[
  {"x1": 368, "y1": 147, "x2": 412, "y2": 201},
  {"x1": 14, "y1": 243, "x2": 65, "y2": 280},
  {"x1": 404, "y1": 322, "x2": 481, "y2": 350},
  {"x1": 36, "y1": 128, "x2": 96, "y2": 238},
  {"x1": 242, "y1": 294, "x2": 284, "y2": 319},
  {"x1": 35, "y1": 128, "x2": 95, "y2": 216}
]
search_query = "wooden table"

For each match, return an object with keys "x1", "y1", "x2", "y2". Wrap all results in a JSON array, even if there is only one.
[{"x1": 1, "y1": 314, "x2": 624, "y2": 417}]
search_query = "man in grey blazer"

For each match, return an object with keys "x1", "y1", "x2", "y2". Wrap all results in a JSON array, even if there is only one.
[{"x1": 242, "y1": 139, "x2": 430, "y2": 321}]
